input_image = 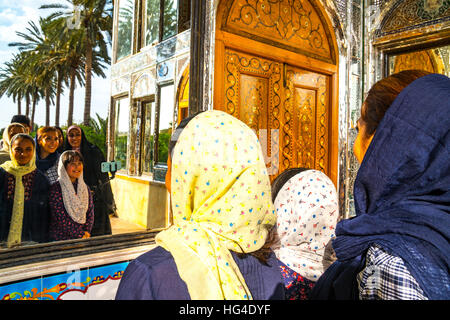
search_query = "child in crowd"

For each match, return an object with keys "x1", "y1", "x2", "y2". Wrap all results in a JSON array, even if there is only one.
[
  {"x1": 116, "y1": 110, "x2": 285, "y2": 300},
  {"x1": 49, "y1": 150, "x2": 94, "y2": 241}
]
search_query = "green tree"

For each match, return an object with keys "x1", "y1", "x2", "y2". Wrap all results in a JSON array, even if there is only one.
[
  {"x1": 8, "y1": 18, "x2": 60, "y2": 126},
  {"x1": 0, "y1": 54, "x2": 24, "y2": 115},
  {"x1": 79, "y1": 112, "x2": 108, "y2": 156},
  {"x1": 41, "y1": 0, "x2": 112, "y2": 126}
]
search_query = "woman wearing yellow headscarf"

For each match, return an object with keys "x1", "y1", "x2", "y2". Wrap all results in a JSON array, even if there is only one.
[
  {"x1": 116, "y1": 110, "x2": 284, "y2": 300},
  {"x1": 0, "y1": 134, "x2": 51, "y2": 247}
]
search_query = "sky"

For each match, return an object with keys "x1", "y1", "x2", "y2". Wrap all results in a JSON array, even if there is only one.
[{"x1": 0, "y1": 0, "x2": 111, "y2": 129}]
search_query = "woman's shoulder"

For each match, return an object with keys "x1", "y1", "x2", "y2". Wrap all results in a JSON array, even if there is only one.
[
  {"x1": 117, "y1": 246, "x2": 189, "y2": 299},
  {"x1": 84, "y1": 143, "x2": 104, "y2": 157},
  {"x1": 122, "y1": 246, "x2": 181, "y2": 288},
  {"x1": 133, "y1": 246, "x2": 175, "y2": 269}
]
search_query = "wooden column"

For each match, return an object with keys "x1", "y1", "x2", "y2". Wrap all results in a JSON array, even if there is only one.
[{"x1": 188, "y1": 0, "x2": 206, "y2": 115}]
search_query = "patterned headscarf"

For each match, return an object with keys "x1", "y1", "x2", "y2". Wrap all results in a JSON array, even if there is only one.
[
  {"x1": 155, "y1": 110, "x2": 276, "y2": 300},
  {"x1": 57, "y1": 151, "x2": 90, "y2": 224},
  {"x1": 271, "y1": 170, "x2": 339, "y2": 281},
  {"x1": 0, "y1": 134, "x2": 36, "y2": 248}
]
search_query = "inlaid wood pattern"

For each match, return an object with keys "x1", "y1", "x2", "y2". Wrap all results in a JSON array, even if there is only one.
[
  {"x1": 285, "y1": 67, "x2": 329, "y2": 174},
  {"x1": 222, "y1": 0, "x2": 334, "y2": 63}
]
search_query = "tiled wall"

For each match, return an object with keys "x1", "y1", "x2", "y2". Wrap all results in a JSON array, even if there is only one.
[{"x1": 0, "y1": 261, "x2": 129, "y2": 300}]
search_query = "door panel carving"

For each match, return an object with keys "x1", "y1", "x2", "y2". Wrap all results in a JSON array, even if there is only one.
[
  {"x1": 219, "y1": 48, "x2": 330, "y2": 179},
  {"x1": 222, "y1": 49, "x2": 282, "y2": 169},
  {"x1": 215, "y1": 0, "x2": 337, "y2": 183},
  {"x1": 285, "y1": 67, "x2": 329, "y2": 174},
  {"x1": 239, "y1": 74, "x2": 268, "y2": 132}
]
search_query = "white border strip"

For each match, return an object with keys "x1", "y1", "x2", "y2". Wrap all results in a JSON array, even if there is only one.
[{"x1": 0, "y1": 244, "x2": 156, "y2": 285}]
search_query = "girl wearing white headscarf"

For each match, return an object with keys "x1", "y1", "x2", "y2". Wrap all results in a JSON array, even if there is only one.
[
  {"x1": 48, "y1": 150, "x2": 94, "y2": 241},
  {"x1": 271, "y1": 168, "x2": 339, "y2": 299}
]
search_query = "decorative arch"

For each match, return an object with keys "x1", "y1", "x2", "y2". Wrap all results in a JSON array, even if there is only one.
[
  {"x1": 218, "y1": 0, "x2": 336, "y2": 64},
  {"x1": 391, "y1": 48, "x2": 446, "y2": 74},
  {"x1": 379, "y1": 0, "x2": 450, "y2": 38}
]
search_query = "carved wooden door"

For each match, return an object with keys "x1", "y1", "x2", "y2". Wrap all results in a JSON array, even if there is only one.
[
  {"x1": 218, "y1": 47, "x2": 331, "y2": 180},
  {"x1": 220, "y1": 49, "x2": 282, "y2": 176},
  {"x1": 214, "y1": 0, "x2": 338, "y2": 183}
]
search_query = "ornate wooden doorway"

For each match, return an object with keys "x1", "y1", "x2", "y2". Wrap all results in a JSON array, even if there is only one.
[{"x1": 214, "y1": 0, "x2": 339, "y2": 184}]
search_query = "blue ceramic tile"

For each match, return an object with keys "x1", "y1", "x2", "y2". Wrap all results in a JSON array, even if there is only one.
[
  {"x1": 86, "y1": 262, "x2": 129, "y2": 300},
  {"x1": 0, "y1": 277, "x2": 42, "y2": 300},
  {"x1": 41, "y1": 268, "x2": 90, "y2": 300},
  {"x1": 88, "y1": 262, "x2": 128, "y2": 282}
]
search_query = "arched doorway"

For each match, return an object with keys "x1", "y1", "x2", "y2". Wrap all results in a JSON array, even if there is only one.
[
  {"x1": 214, "y1": 0, "x2": 339, "y2": 184},
  {"x1": 176, "y1": 64, "x2": 190, "y2": 125}
]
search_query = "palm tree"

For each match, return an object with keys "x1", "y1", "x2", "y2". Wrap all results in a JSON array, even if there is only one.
[
  {"x1": 0, "y1": 55, "x2": 23, "y2": 115},
  {"x1": 0, "y1": 52, "x2": 44, "y2": 128},
  {"x1": 78, "y1": 0, "x2": 112, "y2": 126},
  {"x1": 40, "y1": 0, "x2": 112, "y2": 126},
  {"x1": 41, "y1": 15, "x2": 86, "y2": 126},
  {"x1": 8, "y1": 19, "x2": 57, "y2": 126}
]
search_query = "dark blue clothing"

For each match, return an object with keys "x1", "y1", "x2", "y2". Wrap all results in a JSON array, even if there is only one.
[
  {"x1": 311, "y1": 73, "x2": 450, "y2": 300},
  {"x1": 115, "y1": 246, "x2": 285, "y2": 300},
  {"x1": 0, "y1": 168, "x2": 51, "y2": 244}
]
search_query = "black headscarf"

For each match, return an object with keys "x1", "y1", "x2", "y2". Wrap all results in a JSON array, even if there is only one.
[
  {"x1": 311, "y1": 73, "x2": 450, "y2": 300},
  {"x1": 63, "y1": 125, "x2": 114, "y2": 236}
]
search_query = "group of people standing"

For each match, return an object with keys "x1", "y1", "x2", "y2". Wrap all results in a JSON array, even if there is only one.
[
  {"x1": 0, "y1": 116, "x2": 115, "y2": 248},
  {"x1": 116, "y1": 70, "x2": 449, "y2": 300}
]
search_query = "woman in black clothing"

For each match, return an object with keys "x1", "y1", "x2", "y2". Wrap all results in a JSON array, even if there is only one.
[
  {"x1": 0, "y1": 134, "x2": 50, "y2": 247},
  {"x1": 63, "y1": 125, "x2": 115, "y2": 237}
]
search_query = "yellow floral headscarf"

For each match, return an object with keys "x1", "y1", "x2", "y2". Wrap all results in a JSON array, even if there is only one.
[
  {"x1": 0, "y1": 134, "x2": 36, "y2": 248},
  {"x1": 155, "y1": 110, "x2": 276, "y2": 300}
]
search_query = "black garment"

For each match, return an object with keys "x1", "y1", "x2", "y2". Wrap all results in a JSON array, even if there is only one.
[
  {"x1": 309, "y1": 254, "x2": 365, "y2": 300},
  {"x1": 0, "y1": 168, "x2": 51, "y2": 244},
  {"x1": 63, "y1": 127, "x2": 115, "y2": 236}
]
